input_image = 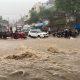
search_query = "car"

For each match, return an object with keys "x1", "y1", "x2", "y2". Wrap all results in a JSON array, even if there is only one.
[{"x1": 28, "y1": 29, "x2": 49, "y2": 38}]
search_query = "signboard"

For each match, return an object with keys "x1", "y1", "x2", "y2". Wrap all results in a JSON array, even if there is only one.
[{"x1": 74, "y1": 23, "x2": 80, "y2": 30}]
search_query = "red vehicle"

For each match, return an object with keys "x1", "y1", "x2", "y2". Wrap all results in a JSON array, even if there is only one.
[{"x1": 13, "y1": 31, "x2": 27, "y2": 39}]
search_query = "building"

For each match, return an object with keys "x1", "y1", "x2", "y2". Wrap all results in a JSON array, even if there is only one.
[
  {"x1": 48, "y1": 0, "x2": 54, "y2": 4},
  {"x1": 32, "y1": 2, "x2": 43, "y2": 13},
  {"x1": 42, "y1": 0, "x2": 54, "y2": 9},
  {"x1": 0, "y1": 19, "x2": 9, "y2": 32},
  {"x1": 31, "y1": 0, "x2": 54, "y2": 13}
]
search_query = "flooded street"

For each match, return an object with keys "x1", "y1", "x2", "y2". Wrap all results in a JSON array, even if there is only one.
[
  {"x1": 0, "y1": 0, "x2": 79, "y2": 79},
  {"x1": 0, "y1": 37, "x2": 80, "y2": 80}
]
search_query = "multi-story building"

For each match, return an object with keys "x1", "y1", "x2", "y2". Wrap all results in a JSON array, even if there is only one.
[
  {"x1": 31, "y1": 0, "x2": 54, "y2": 13},
  {"x1": 48, "y1": 0, "x2": 54, "y2": 4},
  {"x1": 32, "y1": 2, "x2": 43, "y2": 13},
  {"x1": 0, "y1": 17, "x2": 9, "y2": 32}
]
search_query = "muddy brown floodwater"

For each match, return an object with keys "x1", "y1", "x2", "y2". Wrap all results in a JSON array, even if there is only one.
[{"x1": 0, "y1": 37, "x2": 80, "y2": 80}]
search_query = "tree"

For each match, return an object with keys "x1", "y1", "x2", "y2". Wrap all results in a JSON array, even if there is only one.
[
  {"x1": 28, "y1": 8, "x2": 39, "y2": 24},
  {"x1": 38, "y1": 6, "x2": 67, "y2": 28},
  {"x1": 38, "y1": 6, "x2": 56, "y2": 26},
  {"x1": 55, "y1": 0, "x2": 80, "y2": 13},
  {"x1": 28, "y1": 1, "x2": 67, "y2": 28},
  {"x1": 54, "y1": 0, "x2": 80, "y2": 29},
  {"x1": 55, "y1": 0, "x2": 80, "y2": 23}
]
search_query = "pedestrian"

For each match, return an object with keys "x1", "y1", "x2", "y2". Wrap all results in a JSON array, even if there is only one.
[
  {"x1": 13, "y1": 31, "x2": 18, "y2": 39},
  {"x1": 3, "y1": 31, "x2": 7, "y2": 39},
  {"x1": 0, "y1": 31, "x2": 2, "y2": 39}
]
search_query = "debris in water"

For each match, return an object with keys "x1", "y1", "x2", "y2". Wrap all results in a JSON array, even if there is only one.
[
  {"x1": 5, "y1": 51, "x2": 38, "y2": 60},
  {"x1": 47, "y1": 47, "x2": 59, "y2": 53}
]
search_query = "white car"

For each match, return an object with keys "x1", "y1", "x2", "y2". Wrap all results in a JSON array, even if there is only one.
[{"x1": 28, "y1": 29, "x2": 49, "y2": 38}]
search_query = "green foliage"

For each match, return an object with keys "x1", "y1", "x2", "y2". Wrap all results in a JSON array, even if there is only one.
[
  {"x1": 38, "y1": 9, "x2": 51, "y2": 19},
  {"x1": 38, "y1": 6, "x2": 56, "y2": 21},
  {"x1": 55, "y1": 0, "x2": 80, "y2": 25},
  {"x1": 28, "y1": 1, "x2": 73, "y2": 27},
  {"x1": 28, "y1": 5, "x2": 56, "y2": 24},
  {"x1": 28, "y1": 9, "x2": 39, "y2": 23},
  {"x1": 28, "y1": 0, "x2": 80, "y2": 26},
  {"x1": 55, "y1": 0, "x2": 80, "y2": 13}
]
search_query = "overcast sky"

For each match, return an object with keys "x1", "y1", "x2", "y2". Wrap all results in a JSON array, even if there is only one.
[{"x1": 0, "y1": 0, "x2": 48, "y2": 22}]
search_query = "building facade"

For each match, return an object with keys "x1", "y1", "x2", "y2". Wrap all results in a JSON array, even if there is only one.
[
  {"x1": 32, "y1": 2, "x2": 43, "y2": 13},
  {"x1": 48, "y1": 0, "x2": 54, "y2": 4},
  {"x1": 32, "y1": 0, "x2": 54, "y2": 13},
  {"x1": 0, "y1": 19, "x2": 9, "y2": 32}
]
